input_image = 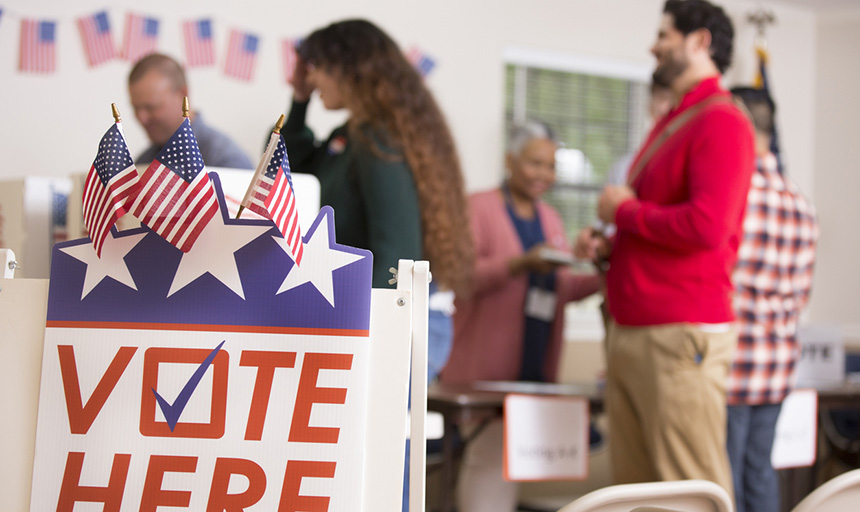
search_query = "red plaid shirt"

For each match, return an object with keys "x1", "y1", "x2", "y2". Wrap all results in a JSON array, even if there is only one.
[{"x1": 727, "y1": 156, "x2": 818, "y2": 405}]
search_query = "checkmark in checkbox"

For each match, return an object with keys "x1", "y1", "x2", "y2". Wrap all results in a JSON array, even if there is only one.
[{"x1": 151, "y1": 340, "x2": 225, "y2": 431}]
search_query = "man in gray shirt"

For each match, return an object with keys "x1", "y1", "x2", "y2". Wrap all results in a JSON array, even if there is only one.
[{"x1": 128, "y1": 53, "x2": 253, "y2": 169}]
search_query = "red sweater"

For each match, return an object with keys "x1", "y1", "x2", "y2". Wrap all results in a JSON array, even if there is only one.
[{"x1": 607, "y1": 77, "x2": 755, "y2": 326}]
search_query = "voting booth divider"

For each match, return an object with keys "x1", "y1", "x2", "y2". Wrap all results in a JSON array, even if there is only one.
[{"x1": 0, "y1": 174, "x2": 428, "y2": 511}]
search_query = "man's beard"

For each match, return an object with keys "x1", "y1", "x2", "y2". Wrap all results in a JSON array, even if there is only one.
[{"x1": 652, "y1": 55, "x2": 687, "y2": 88}]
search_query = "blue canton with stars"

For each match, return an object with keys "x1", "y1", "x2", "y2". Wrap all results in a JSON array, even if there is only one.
[
  {"x1": 156, "y1": 118, "x2": 205, "y2": 183},
  {"x1": 264, "y1": 137, "x2": 289, "y2": 180},
  {"x1": 95, "y1": 124, "x2": 134, "y2": 186}
]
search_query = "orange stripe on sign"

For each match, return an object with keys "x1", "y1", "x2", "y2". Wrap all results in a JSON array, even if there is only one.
[{"x1": 45, "y1": 320, "x2": 370, "y2": 337}]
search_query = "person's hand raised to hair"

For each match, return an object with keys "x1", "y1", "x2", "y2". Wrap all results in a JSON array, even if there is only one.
[{"x1": 290, "y1": 57, "x2": 315, "y2": 102}]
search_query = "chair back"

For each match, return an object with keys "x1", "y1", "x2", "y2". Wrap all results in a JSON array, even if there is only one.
[
  {"x1": 556, "y1": 479, "x2": 732, "y2": 512},
  {"x1": 791, "y1": 468, "x2": 860, "y2": 512}
]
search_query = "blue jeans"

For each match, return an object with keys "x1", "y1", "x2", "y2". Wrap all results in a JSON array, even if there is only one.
[
  {"x1": 726, "y1": 403, "x2": 783, "y2": 512},
  {"x1": 403, "y1": 308, "x2": 453, "y2": 511}
]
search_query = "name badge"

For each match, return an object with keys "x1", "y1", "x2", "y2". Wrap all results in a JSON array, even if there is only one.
[{"x1": 525, "y1": 287, "x2": 556, "y2": 322}]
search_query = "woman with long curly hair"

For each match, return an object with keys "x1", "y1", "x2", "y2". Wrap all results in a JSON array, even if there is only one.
[
  {"x1": 282, "y1": 19, "x2": 472, "y2": 510},
  {"x1": 283, "y1": 18, "x2": 472, "y2": 377}
]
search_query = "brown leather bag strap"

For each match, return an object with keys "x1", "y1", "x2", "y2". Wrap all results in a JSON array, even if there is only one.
[{"x1": 626, "y1": 94, "x2": 734, "y2": 187}]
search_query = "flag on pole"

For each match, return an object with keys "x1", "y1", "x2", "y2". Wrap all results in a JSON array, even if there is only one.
[
  {"x1": 182, "y1": 19, "x2": 215, "y2": 67},
  {"x1": 77, "y1": 11, "x2": 116, "y2": 67},
  {"x1": 129, "y1": 118, "x2": 219, "y2": 252},
  {"x1": 224, "y1": 29, "x2": 259, "y2": 81},
  {"x1": 122, "y1": 13, "x2": 159, "y2": 63},
  {"x1": 282, "y1": 38, "x2": 301, "y2": 84},
  {"x1": 83, "y1": 122, "x2": 140, "y2": 257},
  {"x1": 20, "y1": 19, "x2": 56, "y2": 73},
  {"x1": 241, "y1": 133, "x2": 303, "y2": 265},
  {"x1": 754, "y1": 44, "x2": 782, "y2": 171},
  {"x1": 405, "y1": 45, "x2": 436, "y2": 77}
]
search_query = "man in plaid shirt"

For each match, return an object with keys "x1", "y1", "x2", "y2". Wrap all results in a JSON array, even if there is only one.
[{"x1": 726, "y1": 86, "x2": 819, "y2": 512}]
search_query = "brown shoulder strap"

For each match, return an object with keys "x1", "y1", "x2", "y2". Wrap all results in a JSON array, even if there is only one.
[{"x1": 626, "y1": 95, "x2": 734, "y2": 187}]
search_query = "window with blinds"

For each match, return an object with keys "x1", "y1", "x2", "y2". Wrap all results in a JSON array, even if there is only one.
[{"x1": 504, "y1": 64, "x2": 650, "y2": 241}]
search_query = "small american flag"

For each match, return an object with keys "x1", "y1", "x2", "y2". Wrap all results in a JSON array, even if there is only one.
[
  {"x1": 129, "y1": 118, "x2": 218, "y2": 253},
  {"x1": 405, "y1": 45, "x2": 436, "y2": 77},
  {"x1": 77, "y1": 11, "x2": 115, "y2": 67},
  {"x1": 122, "y1": 13, "x2": 159, "y2": 63},
  {"x1": 20, "y1": 19, "x2": 56, "y2": 73},
  {"x1": 224, "y1": 29, "x2": 259, "y2": 81},
  {"x1": 83, "y1": 123, "x2": 140, "y2": 257},
  {"x1": 182, "y1": 19, "x2": 215, "y2": 67},
  {"x1": 282, "y1": 38, "x2": 301, "y2": 84},
  {"x1": 241, "y1": 133, "x2": 303, "y2": 264}
]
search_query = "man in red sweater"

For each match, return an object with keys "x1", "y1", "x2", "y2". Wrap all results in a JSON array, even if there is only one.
[{"x1": 574, "y1": 0, "x2": 754, "y2": 498}]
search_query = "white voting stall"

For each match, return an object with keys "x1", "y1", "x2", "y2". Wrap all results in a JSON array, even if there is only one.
[
  {"x1": 2, "y1": 173, "x2": 428, "y2": 511},
  {"x1": 0, "y1": 176, "x2": 72, "y2": 278}
]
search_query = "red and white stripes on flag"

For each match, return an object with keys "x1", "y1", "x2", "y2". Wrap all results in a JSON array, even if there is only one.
[
  {"x1": 83, "y1": 122, "x2": 139, "y2": 257},
  {"x1": 129, "y1": 119, "x2": 218, "y2": 253},
  {"x1": 282, "y1": 38, "x2": 300, "y2": 84},
  {"x1": 77, "y1": 11, "x2": 116, "y2": 67},
  {"x1": 224, "y1": 29, "x2": 259, "y2": 81},
  {"x1": 20, "y1": 19, "x2": 56, "y2": 73},
  {"x1": 182, "y1": 19, "x2": 215, "y2": 67},
  {"x1": 122, "y1": 13, "x2": 159, "y2": 63},
  {"x1": 241, "y1": 132, "x2": 303, "y2": 265}
]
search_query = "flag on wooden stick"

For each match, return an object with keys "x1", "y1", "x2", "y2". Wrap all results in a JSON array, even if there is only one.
[
  {"x1": 129, "y1": 106, "x2": 219, "y2": 253},
  {"x1": 239, "y1": 116, "x2": 303, "y2": 265},
  {"x1": 82, "y1": 106, "x2": 139, "y2": 257}
]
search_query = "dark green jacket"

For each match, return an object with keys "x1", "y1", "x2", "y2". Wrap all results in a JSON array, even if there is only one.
[{"x1": 282, "y1": 100, "x2": 422, "y2": 288}]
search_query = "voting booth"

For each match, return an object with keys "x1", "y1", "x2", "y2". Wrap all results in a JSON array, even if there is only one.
[
  {"x1": 1, "y1": 174, "x2": 428, "y2": 511},
  {"x1": 0, "y1": 177, "x2": 72, "y2": 278}
]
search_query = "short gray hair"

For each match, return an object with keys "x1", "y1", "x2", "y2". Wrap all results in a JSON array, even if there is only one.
[{"x1": 507, "y1": 120, "x2": 558, "y2": 156}]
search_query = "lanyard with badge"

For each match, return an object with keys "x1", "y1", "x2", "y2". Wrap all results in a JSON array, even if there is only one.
[{"x1": 502, "y1": 183, "x2": 557, "y2": 323}]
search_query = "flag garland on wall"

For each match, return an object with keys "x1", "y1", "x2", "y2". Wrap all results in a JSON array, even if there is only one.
[
  {"x1": 77, "y1": 11, "x2": 116, "y2": 68},
  {"x1": 20, "y1": 19, "x2": 56, "y2": 73},
  {"x1": 1, "y1": 6, "x2": 440, "y2": 81},
  {"x1": 224, "y1": 29, "x2": 259, "y2": 81}
]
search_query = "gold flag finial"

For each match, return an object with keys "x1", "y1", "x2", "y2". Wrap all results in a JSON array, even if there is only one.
[
  {"x1": 273, "y1": 114, "x2": 285, "y2": 135},
  {"x1": 182, "y1": 97, "x2": 190, "y2": 118},
  {"x1": 111, "y1": 103, "x2": 121, "y2": 123}
]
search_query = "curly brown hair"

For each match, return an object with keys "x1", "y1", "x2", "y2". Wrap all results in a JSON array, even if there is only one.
[{"x1": 298, "y1": 19, "x2": 473, "y2": 296}]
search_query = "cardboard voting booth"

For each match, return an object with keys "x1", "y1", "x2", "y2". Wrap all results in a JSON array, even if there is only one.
[
  {"x1": 17, "y1": 175, "x2": 427, "y2": 511},
  {"x1": 0, "y1": 176, "x2": 72, "y2": 278}
]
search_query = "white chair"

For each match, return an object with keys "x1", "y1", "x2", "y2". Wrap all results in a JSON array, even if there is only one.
[
  {"x1": 791, "y1": 468, "x2": 860, "y2": 512},
  {"x1": 556, "y1": 479, "x2": 733, "y2": 512}
]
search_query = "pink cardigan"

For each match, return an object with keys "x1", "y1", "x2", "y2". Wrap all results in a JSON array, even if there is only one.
[{"x1": 440, "y1": 189, "x2": 600, "y2": 384}]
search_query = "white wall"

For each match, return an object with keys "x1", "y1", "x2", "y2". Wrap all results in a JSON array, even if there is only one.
[
  {"x1": 0, "y1": 0, "x2": 816, "y2": 188},
  {"x1": 807, "y1": 7, "x2": 860, "y2": 344},
  {"x1": 3, "y1": 0, "x2": 849, "y2": 331}
]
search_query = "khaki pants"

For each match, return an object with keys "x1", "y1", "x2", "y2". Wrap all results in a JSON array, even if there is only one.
[{"x1": 605, "y1": 322, "x2": 735, "y2": 500}]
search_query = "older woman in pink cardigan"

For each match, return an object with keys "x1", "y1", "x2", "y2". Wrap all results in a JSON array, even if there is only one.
[
  {"x1": 442, "y1": 122, "x2": 600, "y2": 386},
  {"x1": 440, "y1": 121, "x2": 600, "y2": 512}
]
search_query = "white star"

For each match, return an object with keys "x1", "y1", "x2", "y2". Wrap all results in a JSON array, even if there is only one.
[
  {"x1": 60, "y1": 231, "x2": 147, "y2": 300},
  {"x1": 167, "y1": 210, "x2": 272, "y2": 299},
  {"x1": 275, "y1": 209, "x2": 364, "y2": 307}
]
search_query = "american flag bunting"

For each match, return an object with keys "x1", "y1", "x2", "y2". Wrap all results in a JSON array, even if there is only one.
[
  {"x1": 122, "y1": 13, "x2": 159, "y2": 63},
  {"x1": 83, "y1": 122, "x2": 140, "y2": 257},
  {"x1": 224, "y1": 29, "x2": 259, "y2": 81},
  {"x1": 405, "y1": 45, "x2": 436, "y2": 77},
  {"x1": 183, "y1": 19, "x2": 215, "y2": 67},
  {"x1": 282, "y1": 38, "x2": 301, "y2": 84},
  {"x1": 77, "y1": 11, "x2": 116, "y2": 68},
  {"x1": 20, "y1": 19, "x2": 57, "y2": 73},
  {"x1": 129, "y1": 118, "x2": 219, "y2": 253},
  {"x1": 241, "y1": 133, "x2": 303, "y2": 265}
]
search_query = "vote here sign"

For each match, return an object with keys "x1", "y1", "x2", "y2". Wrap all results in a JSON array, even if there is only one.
[{"x1": 30, "y1": 182, "x2": 374, "y2": 512}]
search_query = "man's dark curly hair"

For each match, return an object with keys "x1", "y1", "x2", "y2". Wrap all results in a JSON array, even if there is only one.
[{"x1": 664, "y1": 0, "x2": 734, "y2": 74}]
